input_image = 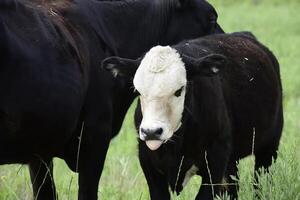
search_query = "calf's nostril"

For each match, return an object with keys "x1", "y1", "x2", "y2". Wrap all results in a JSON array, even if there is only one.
[
  {"x1": 141, "y1": 128, "x2": 148, "y2": 135},
  {"x1": 155, "y1": 128, "x2": 163, "y2": 135}
]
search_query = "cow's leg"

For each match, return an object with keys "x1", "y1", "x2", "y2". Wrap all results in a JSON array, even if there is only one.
[
  {"x1": 139, "y1": 143, "x2": 170, "y2": 200},
  {"x1": 195, "y1": 141, "x2": 231, "y2": 200},
  {"x1": 77, "y1": 121, "x2": 111, "y2": 200},
  {"x1": 29, "y1": 158, "x2": 57, "y2": 200}
]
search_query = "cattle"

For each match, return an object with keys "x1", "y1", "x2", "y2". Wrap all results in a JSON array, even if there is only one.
[
  {"x1": 0, "y1": 0, "x2": 223, "y2": 199},
  {"x1": 102, "y1": 32, "x2": 283, "y2": 200}
]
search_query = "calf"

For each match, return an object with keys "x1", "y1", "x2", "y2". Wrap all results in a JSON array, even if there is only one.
[{"x1": 102, "y1": 32, "x2": 283, "y2": 200}]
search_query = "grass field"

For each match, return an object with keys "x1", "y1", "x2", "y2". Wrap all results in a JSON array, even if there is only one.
[{"x1": 0, "y1": 0, "x2": 299, "y2": 199}]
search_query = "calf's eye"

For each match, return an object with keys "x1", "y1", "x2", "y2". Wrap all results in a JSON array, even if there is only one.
[{"x1": 174, "y1": 87, "x2": 184, "y2": 97}]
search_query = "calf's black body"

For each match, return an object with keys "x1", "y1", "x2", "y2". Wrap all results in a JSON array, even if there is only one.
[{"x1": 134, "y1": 32, "x2": 283, "y2": 200}]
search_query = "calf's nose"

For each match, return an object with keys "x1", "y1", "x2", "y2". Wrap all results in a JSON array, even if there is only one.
[{"x1": 141, "y1": 127, "x2": 163, "y2": 140}]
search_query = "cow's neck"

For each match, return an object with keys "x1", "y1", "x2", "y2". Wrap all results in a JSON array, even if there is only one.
[
  {"x1": 79, "y1": 0, "x2": 175, "y2": 58},
  {"x1": 111, "y1": 80, "x2": 137, "y2": 138}
]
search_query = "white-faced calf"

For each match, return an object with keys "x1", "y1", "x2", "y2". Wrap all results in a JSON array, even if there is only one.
[{"x1": 102, "y1": 32, "x2": 283, "y2": 200}]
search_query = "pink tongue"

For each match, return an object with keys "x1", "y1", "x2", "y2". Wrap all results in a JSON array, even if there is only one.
[{"x1": 145, "y1": 140, "x2": 163, "y2": 151}]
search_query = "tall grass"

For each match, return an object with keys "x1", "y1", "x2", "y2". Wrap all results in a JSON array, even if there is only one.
[{"x1": 0, "y1": 1, "x2": 299, "y2": 199}]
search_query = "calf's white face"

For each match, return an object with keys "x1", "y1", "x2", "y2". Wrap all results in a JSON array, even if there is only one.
[{"x1": 133, "y1": 46, "x2": 187, "y2": 151}]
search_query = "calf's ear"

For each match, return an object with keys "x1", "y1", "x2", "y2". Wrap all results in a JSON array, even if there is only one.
[
  {"x1": 182, "y1": 53, "x2": 227, "y2": 78},
  {"x1": 101, "y1": 56, "x2": 141, "y2": 78}
]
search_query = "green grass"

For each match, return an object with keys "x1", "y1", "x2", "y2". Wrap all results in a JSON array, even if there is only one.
[{"x1": 0, "y1": 1, "x2": 300, "y2": 199}]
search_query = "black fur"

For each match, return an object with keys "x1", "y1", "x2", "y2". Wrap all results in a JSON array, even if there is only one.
[
  {"x1": 0, "y1": 0, "x2": 223, "y2": 199},
  {"x1": 134, "y1": 33, "x2": 283, "y2": 200}
]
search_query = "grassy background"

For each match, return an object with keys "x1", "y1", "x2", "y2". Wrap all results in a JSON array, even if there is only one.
[{"x1": 0, "y1": 0, "x2": 299, "y2": 199}]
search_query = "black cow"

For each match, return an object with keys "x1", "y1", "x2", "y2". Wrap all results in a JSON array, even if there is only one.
[
  {"x1": 102, "y1": 32, "x2": 283, "y2": 200},
  {"x1": 0, "y1": 0, "x2": 223, "y2": 199}
]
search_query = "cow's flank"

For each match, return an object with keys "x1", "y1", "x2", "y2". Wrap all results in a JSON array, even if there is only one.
[{"x1": 0, "y1": 0, "x2": 224, "y2": 199}]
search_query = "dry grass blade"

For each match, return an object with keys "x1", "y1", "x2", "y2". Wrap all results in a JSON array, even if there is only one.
[
  {"x1": 205, "y1": 151, "x2": 215, "y2": 199},
  {"x1": 76, "y1": 121, "x2": 85, "y2": 173}
]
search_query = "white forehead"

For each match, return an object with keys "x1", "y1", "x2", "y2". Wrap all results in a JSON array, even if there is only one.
[{"x1": 133, "y1": 46, "x2": 187, "y2": 96}]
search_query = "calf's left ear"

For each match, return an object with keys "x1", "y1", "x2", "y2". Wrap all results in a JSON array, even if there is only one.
[
  {"x1": 101, "y1": 56, "x2": 141, "y2": 78},
  {"x1": 182, "y1": 53, "x2": 227, "y2": 78}
]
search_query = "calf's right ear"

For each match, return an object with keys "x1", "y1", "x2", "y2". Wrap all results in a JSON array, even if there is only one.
[{"x1": 101, "y1": 56, "x2": 141, "y2": 78}]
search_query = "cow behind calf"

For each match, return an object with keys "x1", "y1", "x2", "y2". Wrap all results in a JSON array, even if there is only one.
[
  {"x1": 102, "y1": 32, "x2": 283, "y2": 200},
  {"x1": 0, "y1": 0, "x2": 223, "y2": 199}
]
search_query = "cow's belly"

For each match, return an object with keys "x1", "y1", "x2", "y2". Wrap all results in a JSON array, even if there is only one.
[
  {"x1": 0, "y1": 110, "x2": 81, "y2": 164},
  {"x1": 0, "y1": 87, "x2": 83, "y2": 164}
]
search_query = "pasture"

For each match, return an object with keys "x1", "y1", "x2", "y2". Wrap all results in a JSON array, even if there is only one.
[{"x1": 0, "y1": 0, "x2": 299, "y2": 199}]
